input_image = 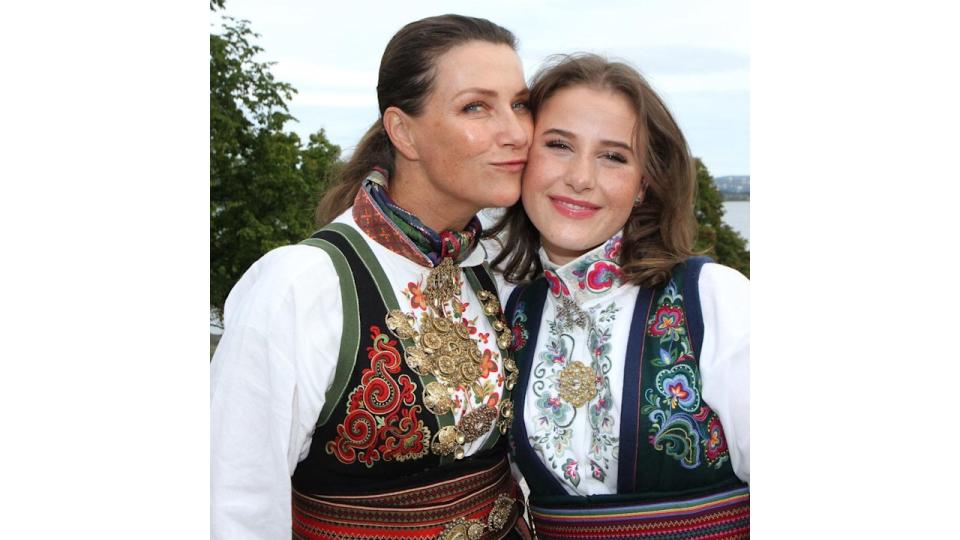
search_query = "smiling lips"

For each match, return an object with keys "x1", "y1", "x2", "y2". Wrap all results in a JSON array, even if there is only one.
[
  {"x1": 550, "y1": 195, "x2": 600, "y2": 218},
  {"x1": 491, "y1": 160, "x2": 526, "y2": 172}
]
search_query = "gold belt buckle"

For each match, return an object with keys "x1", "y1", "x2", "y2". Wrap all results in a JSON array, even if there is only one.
[{"x1": 439, "y1": 494, "x2": 514, "y2": 540}]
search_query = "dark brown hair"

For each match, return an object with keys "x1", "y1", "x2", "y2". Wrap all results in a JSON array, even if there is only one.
[
  {"x1": 315, "y1": 14, "x2": 517, "y2": 225},
  {"x1": 488, "y1": 53, "x2": 697, "y2": 288}
]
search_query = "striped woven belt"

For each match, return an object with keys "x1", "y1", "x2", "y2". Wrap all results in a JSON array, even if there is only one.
[
  {"x1": 292, "y1": 457, "x2": 522, "y2": 540},
  {"x1": 529, "y1": 485, "x2": 749, "y2": 540}
]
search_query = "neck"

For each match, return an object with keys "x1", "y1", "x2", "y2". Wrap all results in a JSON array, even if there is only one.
[{"x1": 390, "y1": 161, "x2": 477, "y2": 232}]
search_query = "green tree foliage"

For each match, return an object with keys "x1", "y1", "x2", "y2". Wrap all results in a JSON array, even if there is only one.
[
  {"x1": 210, "y1": 15, "x2": 341, "y2": 321},
  {"x1": 693, "y1": 158, "x2": 750, "y2": 277}
]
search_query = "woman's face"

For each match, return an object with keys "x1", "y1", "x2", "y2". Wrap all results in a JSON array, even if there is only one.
[
  {"x1": 521, "y1": 85, "x2": 644, "y2": 265},
  {"x1": 404, "y1": 41, "x2": 532, "y2": 219}
]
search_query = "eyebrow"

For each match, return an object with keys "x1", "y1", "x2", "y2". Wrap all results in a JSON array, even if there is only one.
[
  {"x1": 453, "y1": 87, "x2": 531, "y2": 99},
  {"x1": 542, "y1": 128, "x2": 633, "y2": 151}
]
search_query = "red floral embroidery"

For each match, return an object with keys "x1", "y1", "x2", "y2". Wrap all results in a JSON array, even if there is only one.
[
  {"x1": 479, "y1": 349, "x2": 499, "y2": 378},
  {"x1": 406, "y1": 281, "x2": 427, "y2": 310},
  {"x1": 326, "y1": 326, "x2": 429, "y2": 466},
  {"x1": 648, "y1": 305, "x2": 685, "y2": 336},
  {"x1": 705, "y1": 415, "x2": 729, "y2": 464}
]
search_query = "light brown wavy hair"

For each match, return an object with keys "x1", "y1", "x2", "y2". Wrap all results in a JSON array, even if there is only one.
[
  {"x1": 314, "y1": 14, "x2": 517, "y2": 226},
  {"x1": 488, "y1": 53, "x2": 697, "y2": 288}
]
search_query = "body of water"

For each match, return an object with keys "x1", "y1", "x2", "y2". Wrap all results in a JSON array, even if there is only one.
[{"x1": 722, "y1": 200, "x2": 750, "y2": 248}]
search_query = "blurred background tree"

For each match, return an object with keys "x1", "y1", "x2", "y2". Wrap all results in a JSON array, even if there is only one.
[
  {"x1": 210, "y1": 2, "x2": 340, "y2": 323},
  {"x1": 693, "y1": 158, "x2": 750, "y2": 277}
]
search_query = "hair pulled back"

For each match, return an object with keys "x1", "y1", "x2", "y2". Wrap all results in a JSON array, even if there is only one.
[{"x1": 315, "y1": 14, "x2": 517, "y2": 225}]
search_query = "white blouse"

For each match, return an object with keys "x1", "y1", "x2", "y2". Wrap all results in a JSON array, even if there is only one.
[
  {"x1": 518, "y1": 239, "x2": 750, "y2": 497},
  {"x1": 210, "y1": 210, "x2": 511, "y2": 540}
]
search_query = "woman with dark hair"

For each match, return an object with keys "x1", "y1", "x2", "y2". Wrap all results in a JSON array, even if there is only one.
[
  {"x1": 211, "y1": 15, "x2": 533, "y2": 539},
  {"x1": 491, "y1": 54, "x2": 750, "y2": 538}
]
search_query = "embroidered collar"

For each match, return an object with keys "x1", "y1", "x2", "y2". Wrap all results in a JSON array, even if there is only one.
[
  {"x1": 352, "y1": 169, "x2": 482, "y2": 268},
  {"x1": 540, "y1": 233, "x2": 625, "y2": 306}
]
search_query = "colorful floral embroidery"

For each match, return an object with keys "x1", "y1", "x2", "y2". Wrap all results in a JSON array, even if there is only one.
[
  {"x1": 649, "y1": 305, "x2": 685, "y2": 339},
  {"x1": 403, "y1": 279, "x2": 428, "y2": 310},
  {"x1": 530, "y1": 292, "x2": 620, "y2": 491},
  {"x1": 642, "y1": 276, "x2": 731, "y2": 470},
  {"x1": 509, "y1": 301, "x2": 529, "y2": 352},
  {"x1": 562, "y1": 458, "x2": 581, "y2": 487},
  {"x1": 544, "y1": 270, "x2": 570, "y2": 298},
  {"x1": 326, "y1": 326, "x2": 430, "y2": 466},
  {"x1": 584, "y1": 261, "x2": 622, "y2": 293},
  {"x1": 479, "y1": 349, "x2": 498, "y2": 378},
  {"x1": 656, "y1": 364, "x2": 701, "y2": 412},
  {"x1": 704, "y1": 414, "x2": 729, "y2": 466}
]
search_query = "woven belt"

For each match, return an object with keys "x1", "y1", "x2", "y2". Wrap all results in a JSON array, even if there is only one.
[
  {"x1": 292, "y1": 458, "x2": 521, "y2": 540},
  {"x1": 529, "y1": 485, "x2": 749, "y2": 540}
]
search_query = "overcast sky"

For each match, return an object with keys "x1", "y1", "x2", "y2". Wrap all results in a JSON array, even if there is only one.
[{"x1": 214, "y1": 0, "x2": 749, "y2": 177}]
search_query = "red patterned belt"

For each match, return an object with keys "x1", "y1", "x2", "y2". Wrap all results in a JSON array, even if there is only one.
[
  {"x1": 529, "y1": 485, "x2": 749, "y2": 539},
  {"x1": 292, "y1": 458, "x2": 523, "y2": 540}
]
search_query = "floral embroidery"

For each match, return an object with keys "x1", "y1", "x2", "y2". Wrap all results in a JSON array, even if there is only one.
[
  {"x1": 326, "y1": 326, "x2": 430, "y2": 466},
  {"x1": 590, "y1": 459, "x2": 607, "y2": 481},
  {"x1": 510, "y1": 301, "x2": 529, "y2": 352},
  {"x1": 655, "y1": 364, "x2": 701, "y2": 412},
  {"x1": 478, "y1": 332, "x2": 490, "y2": 344},
  {"x1": 584, "y1": 261, "x2": 622, "y2": 293},
  {"x1": 648, "y1": 305, "x2": 685, "y2": 339},
  {"x1": 562, "y1": 458, "x2": 581, "y2": 487},
  {"x1": 479, "y1": 349, "x2": 499, "y2": 378},
  {"x1": 530, "y1": 292, "x2": 620, "y2": 491},
  {"x1": 403, "y1": 279, "x2": 428, "y2": 310},
  {"x1": 603, "y1": 236, "x2": 622, "y2": 259},
  {"x1": 704, "y1": 414, "x2": 729, "y2": 466},
  {"x1": 544, "y1": 270, "x2": 570, "y2": 298},
  {"x1": 642, "y1": 276, "x2": 731, "y2": 470}
]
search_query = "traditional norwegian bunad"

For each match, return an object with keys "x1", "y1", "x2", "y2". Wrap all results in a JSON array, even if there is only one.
[
  {"x1": 210, "y1": 170, "x2": 528, "y2": 540},
  {"x1": 503, "y1": 234, "x2": 750, "y2": 540}
]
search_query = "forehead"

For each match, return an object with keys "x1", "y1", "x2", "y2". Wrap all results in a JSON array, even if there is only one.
[
  {"x1": 430, "y1": 41, "x2": 526, "y2": 95},
  {"x1": 537, "y1": 86, "x2": 637, "y2": 139}
]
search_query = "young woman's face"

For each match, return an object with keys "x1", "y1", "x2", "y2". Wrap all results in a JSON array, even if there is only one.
[
  {"x1": 521, "y1": 85, "x2": 644, "y2": 265},
  {"x1": 404, "y1": 41, "x2": 532, "y2": 217}
]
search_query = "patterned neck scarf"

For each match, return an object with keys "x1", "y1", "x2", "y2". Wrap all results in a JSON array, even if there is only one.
[{"x1": 363, "y1": 169, "x2": 482, "y2": 265}]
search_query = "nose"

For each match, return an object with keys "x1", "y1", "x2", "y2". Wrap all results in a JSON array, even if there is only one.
[
  {"x1": 497, "y1": 109, "x2": 532, "y2": 149},
  {"x1": 565, "y1": 155, "x2": 595, "y2": 192}
]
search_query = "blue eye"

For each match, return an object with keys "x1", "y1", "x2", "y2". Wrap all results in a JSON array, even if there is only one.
[
  {"x1": 462, "y1": 102, "x2": 484, "y2": 113},
  {"x1": 512, "y1": 100, "x2": 530, "y2": 112}
]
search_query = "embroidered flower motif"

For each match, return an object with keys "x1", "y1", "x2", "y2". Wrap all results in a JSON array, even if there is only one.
[
  {"x1": 486, "y1": 393, "x2": 500, "y2": 409},
  {"x1": 479, "y1": 349, "x2": 499, "y2": 378},
  {"x1": 544, "y1": 269, "x2": 570, "y2": 298},
  {"x1": 705, "y1": 415, "x2": 729, "y2": 464},
  {"x1": 563, "y1": 458, "x2": 581, "y2": 486},
  {"x1": 585, "y1": 261, "x2": 622, "y2": 293},
  {"x1": 590, "y1": 460, "x2": 606, "y2": 481},
  {"x1": 510, "y1": 325, "x2": 527, "y2": 351},
  {"x1": 462, "y1": 316, "x2": 478, "y2": 336},
  {"x1": 603, "y1": 236, "x2": 622, "y2": 259},
  {"x1": 405, "y1": 281, "x2": 427, "y2": 310},
  {"x1": 655, "y1": 364, "x2": 701, "y2": 412},
  {"x1": 649, "y1": 305, "x2": 685, "y2": 338},
  {"x1": 478, "y1": 332, "x2": 490, "y2": 344}
]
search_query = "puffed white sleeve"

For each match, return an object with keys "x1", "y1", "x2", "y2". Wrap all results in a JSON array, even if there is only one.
[
  {"x1": 210, "y1": 245, "x2": 343, "y2": 540},
  {"x1": 697, "y1": 263, "x2": 750, "y2": 484}
]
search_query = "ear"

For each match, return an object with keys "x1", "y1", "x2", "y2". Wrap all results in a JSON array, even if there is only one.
[
  {"x1": 383, "y1": 106, "x2": 419, "y2": 161},
  {"x1": 634, "y1": 175, "x2": 648, "y2": 205}
]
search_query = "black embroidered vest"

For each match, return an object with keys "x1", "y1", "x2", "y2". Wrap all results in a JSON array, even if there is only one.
[{"x1": 291, "y1": 224, "x2": 511, "y2": 496}]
